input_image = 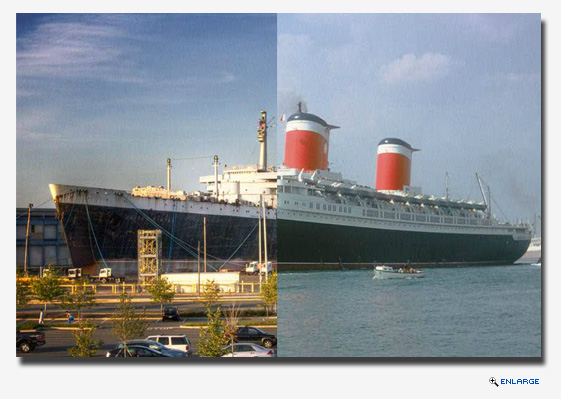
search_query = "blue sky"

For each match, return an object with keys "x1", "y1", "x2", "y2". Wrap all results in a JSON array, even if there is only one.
[
  {"x1": 16, "y1": 13, "x2": 542, "y2": 226},
  {"x1": 17, "y1": 13, "x2": 277, "y2": 208},
  {"x1": 277, "y1": 13, "x2": 541, "y2": 226}
]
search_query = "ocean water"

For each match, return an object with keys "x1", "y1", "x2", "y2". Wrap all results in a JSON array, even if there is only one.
[{"x1": 278, "y1": 264, "x2": 541, "y2": 357}]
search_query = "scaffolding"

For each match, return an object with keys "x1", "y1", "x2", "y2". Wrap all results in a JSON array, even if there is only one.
[{"x1": 137, "y1": 229, "x2": 162, "y2": 284}]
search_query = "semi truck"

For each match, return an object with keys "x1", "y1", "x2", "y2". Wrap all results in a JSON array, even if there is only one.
[
  {"x1": 67, "y1": 268, "x2": 82, "y2": 279},
  {"x1": 88, "y1": 268, "x2": 125, "y2": 283},
  {"x1": 245, "y1": 261, "x2": 273, "y2": 275}
]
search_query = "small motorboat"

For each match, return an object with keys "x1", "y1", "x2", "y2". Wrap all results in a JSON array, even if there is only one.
[{"x1": 374, "y1": 264, "x2": 425, "y2": 279}]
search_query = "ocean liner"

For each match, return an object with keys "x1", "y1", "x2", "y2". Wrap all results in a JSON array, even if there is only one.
[
  {"x1": 50, "y1": 112, "x2": 276, "y2": 274},
  {"x1": 277, "y1": 106, "x2": 532, "y2": 269}
]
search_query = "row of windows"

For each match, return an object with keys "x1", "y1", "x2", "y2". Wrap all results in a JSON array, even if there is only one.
[
  {"x1": 315, "y1": 202, "x2": 351, "y2": 214},
  {"x1": 286, "y1": 199, "x2": 353, "y2": 214},
  {"x1": 284, "y1": 198, "x2": 492, "y2": 227},
  {"x1": 361, "y1": 208, "x2": 491, "y2": 226}
]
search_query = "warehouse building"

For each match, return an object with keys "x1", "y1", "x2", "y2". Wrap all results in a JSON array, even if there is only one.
[{"x1": 16, "y1": 207, "x2": 71, "y2": 270}]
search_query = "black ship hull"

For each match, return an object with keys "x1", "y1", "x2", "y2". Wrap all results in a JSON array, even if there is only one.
[
  {"x1": 57, "y1": 203, "x2": 277, "y2": 268},
  {"x1": 278, "y1": 219, "x2": 530, "y2": 269}
]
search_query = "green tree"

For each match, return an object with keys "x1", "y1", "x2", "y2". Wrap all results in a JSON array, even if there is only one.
[
  {"x1": 111, "y1": 291, "x2": 149, "y2": 357},
  {"x1": 16, "y1": 277, "x2": 32, "y2": 309},
  {"x1": 260, "y1": 272, "x2": 277, "y2": 316},
  {"x1": 198, "y1": 306, "x2": 227, "y2": 357},
  {"x1": 60, "y1": 278, "x2": 97, "y2": 322},
  {"x1": 146, "y1": 277, "x2": 175, "y2": 313},
  {"x1": 68, "y1": 321, "x2": 103, "y2": 357},
  {"x1": 200, "y1": 280, "x2": 220, "y2": 310},
  {"x1": 31, "y1": 268, "x2": 66, "y2": 320}
]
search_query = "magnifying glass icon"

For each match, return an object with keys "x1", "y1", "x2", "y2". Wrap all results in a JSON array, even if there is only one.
[{"x1": 489, "y1": 377, "x2": 499, "y2": 387}]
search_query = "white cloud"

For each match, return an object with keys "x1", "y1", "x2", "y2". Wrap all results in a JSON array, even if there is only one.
[
  {"x1": 17, "y1": 21, "x2": 128, "y2": 79},
  {"x1": 380, "y1": 52, "x2": 452, "y2": 83}
]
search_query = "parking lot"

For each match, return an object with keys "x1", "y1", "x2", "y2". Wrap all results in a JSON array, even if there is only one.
[{"x1": 17, "y1": 320, "x2": 277, "y2": 358}]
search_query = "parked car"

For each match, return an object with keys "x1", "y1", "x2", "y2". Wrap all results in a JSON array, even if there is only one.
[
  {"x1": 222, "y1": 343, "x2": 276, "y2": 357},
  {"x1": 162, "y1": 306, "x2": 180, "y2": 321},
  {"x1": 113, "y1": 340, "x2": 187, "y2": 357},
  {"x1": 16, "y1": 328, "x2": 45, "y2": 353},
  {"x1": 146, "y1": 334, "x2": 191, "y2": 355},
  {"x1": 231, "y1": 326, "x2": 277, "y2": 348},
  {"x1": 106, "y1": 345, "x2": 171, "y2": 357}
]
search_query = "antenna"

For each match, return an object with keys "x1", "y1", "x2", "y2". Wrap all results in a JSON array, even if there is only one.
[
  {"x1": 213, "y1": 155, "x2": 219, "y2": 200},
  {"x1": 258, "y1": 111, "x2": 267, "y2": 171},
  {"x1": 487, "y1": 184, "x2": 492, "y2": 220},
  {"x1": 445, "y1": 172, "x2": 449, "y2": 200},
  {"x1": 266, "y1": 115, "x2": 276, "y2": 128}
]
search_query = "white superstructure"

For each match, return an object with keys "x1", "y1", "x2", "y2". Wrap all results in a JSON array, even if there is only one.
[
  {"x1": 199, "y1": 164, "x2": 277, "y2": 209},
  {"x1": 277, "y1": 167, "x2": 531, "y2": 239}
]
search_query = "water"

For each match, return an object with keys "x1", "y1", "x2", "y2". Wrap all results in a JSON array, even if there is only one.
[{"x1": 278, "y1": 264, "x2": 541, "y2": 357}]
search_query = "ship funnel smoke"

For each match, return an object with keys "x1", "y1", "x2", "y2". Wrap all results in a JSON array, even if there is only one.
[
  {"x1": 278, "y1": 90, "x2": 308, "y2": 116},
  {"x1": 292, "y1": 100, "x2": 308, "y2": 114}
]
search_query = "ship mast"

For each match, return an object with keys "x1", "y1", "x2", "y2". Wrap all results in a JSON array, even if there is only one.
[
  {"x1": 213, "y1": 155, "x2": 219, "y2": 200},
  {"x1": 258, "y1": 111, "x2": 267, "y2": 171},
  {"x1": 167, "y1": 158, "x2": 172, "y2": 191},
  {"x1": 476, "y1": 173, "x2": 491, "y2": 219}
]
